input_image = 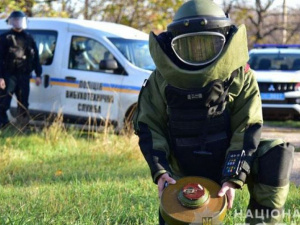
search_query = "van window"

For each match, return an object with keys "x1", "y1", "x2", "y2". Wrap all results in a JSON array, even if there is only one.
[
  {"x1": 249, "y1": 52, "x2": 300, "y2": 71},
  {"x1": 0, "y1": 29, "x2": 57, "y2": 66},
  {"x1": 69, "y1": 36, "x2": 125, "y2": 75},
  {"x1": 108, "y1": 37, "x2": 155, "y2": 71}
]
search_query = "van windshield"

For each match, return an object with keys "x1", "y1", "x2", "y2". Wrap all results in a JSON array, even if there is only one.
[
  {"x1": 249, "y1": 52, "x2": 300, "y2": 71},
  {"x1": 108, "y1": 37, "x2": 155, "y2": 71}
]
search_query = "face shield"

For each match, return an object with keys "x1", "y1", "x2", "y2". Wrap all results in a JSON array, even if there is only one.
[
  {"x1": 171, "y1": 31, "x2": 226, "y2": 66},
  {"x1": 7, "y1": 17, "x2": 27, "y2": 30}
]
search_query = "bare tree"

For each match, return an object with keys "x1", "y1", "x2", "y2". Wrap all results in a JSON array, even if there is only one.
[
  {"x1": 2, "y1": 0, "x2": 300, "y2": 45},
  {"x1": 220, "y1": 0, "x2": 300, "y2": 47},
  {"x1": 0, "y1": 0, "x2": 35, "y2": 18}
]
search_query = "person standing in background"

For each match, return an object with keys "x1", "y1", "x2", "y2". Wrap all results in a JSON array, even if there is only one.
[{"x1": 0, "y1": 11, "x2": 42, "y2": 128}]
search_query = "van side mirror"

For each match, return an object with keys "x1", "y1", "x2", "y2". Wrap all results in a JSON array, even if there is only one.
[{"x1": 99, "y1": 59, "x2": 118, "y2": 70}]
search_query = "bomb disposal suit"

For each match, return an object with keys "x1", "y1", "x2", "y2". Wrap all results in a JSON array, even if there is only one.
[
  {"x1": 133, "y1": 0, "x2": 294, "y2": 224},
  {"x1": 0, "y1": 11, "x2": 42, "y2": 127}
]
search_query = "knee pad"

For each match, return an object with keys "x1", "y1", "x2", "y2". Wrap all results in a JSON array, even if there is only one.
[
  {"x1": 251, "y1": 141, "x2": 294, "y2": 210},
  {"x1": 257, "y1": 142, "x2": 294, "y2": 187}
]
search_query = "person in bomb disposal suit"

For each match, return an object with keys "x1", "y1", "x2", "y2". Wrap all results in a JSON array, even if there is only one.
[
  {"x1": 133, "y1": 0, "x2": 294, "y2": 224},
  {"x1": 0, "y1": 11, "x2": 42, "y2": 128}
]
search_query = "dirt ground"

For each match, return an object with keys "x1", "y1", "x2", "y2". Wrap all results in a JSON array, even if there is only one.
[{"x1": 261, "y1": 126, "x2": 300, "y2": 185}]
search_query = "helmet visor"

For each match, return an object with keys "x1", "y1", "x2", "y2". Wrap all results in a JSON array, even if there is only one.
[
  {"x1": 8, "y1": 17, "x2": 27, "y2": 29},
  {"x1": 171, "y1": 32, "x2": 226, "y2": 66}
]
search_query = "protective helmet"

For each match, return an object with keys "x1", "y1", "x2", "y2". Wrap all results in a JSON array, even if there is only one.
[
  {"x1": 167, "y1": 0, "x2": 233, "y2": 66},
  {"x1": 6, "y1": 11, "x2": 27, "y2": 30}
]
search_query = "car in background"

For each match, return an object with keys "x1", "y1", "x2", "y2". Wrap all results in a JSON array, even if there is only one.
[
  {"x1": 0, "y1": 18, "x2": 155, "y2": 131},
  {"x1": 248, "y1": 44, "x2": 300, "y2": 120}
]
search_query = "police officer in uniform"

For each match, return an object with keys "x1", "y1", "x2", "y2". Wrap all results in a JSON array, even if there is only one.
[
  {"x1": 133, "y1": 0, "x2": 294, "y2": 224},
  {"x1": 0, "y1": 11, "x2": 42, "y2": 128}
]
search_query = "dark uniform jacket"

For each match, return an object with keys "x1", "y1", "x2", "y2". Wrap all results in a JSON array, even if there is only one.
[{"x1": 0, "y1": 29, "x2": 42, "y2": 79}]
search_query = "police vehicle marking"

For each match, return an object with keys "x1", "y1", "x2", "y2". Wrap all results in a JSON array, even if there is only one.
[
  {"x1": 78, "y1": 103, "x2": 101, "y2": 113},
  {"x1": 66, "y1": 90, "x2": 114, "y2": 103},
  {"x1": 260, "y1": 93, "x2": 285, "y2": 101},
  {"x1": 30, "y1": 77, "x2": 141, "y2": 94}
]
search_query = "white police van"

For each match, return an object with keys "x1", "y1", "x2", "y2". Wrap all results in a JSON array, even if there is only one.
[
  {"x1": 248, "y1": 44, "x2": 300, "y2": 120},
  {"x1": 0, "y1": 18, "x2": 154, "y2": 131}
]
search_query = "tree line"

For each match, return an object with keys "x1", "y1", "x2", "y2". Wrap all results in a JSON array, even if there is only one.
[{"x1": 1, "y1": 0, "x2": 300, "y2": 48}]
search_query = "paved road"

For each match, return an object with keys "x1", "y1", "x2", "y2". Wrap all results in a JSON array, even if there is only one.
[
  {"x1": 261, "y1": 126, "x2": 300, "y2": 185},
  {"x1": 262, "y1": 126, "x2": 300, "y2": 148}
]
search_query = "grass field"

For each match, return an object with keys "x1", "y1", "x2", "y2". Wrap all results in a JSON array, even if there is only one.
[
  {"x1": 0, "y1": 121, "x2": 299, "y2": 225},
  {"x1": 264, "y1": 120, "x2": 300, "y2": 129}
]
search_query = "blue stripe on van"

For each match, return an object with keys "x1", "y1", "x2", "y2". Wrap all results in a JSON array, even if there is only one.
[{"x1": 32, "y1": 76, "x2": 141, "y2": 92}]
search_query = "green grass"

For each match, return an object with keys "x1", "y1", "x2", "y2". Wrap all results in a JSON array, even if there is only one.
[
  {"x1": 264, "y1": 120, "x2": 300, "y2": 129},
  {"x1": 0, "y1": 123, "x2": 299, "y2": 225}
]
